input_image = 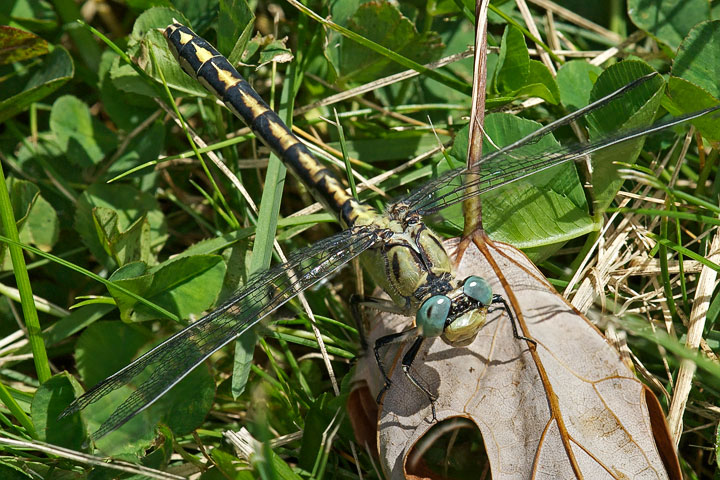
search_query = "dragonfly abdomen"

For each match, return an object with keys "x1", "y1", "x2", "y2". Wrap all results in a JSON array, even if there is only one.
[{"x1": 163, "y1": 22, "x2": 370, "y2": 227}]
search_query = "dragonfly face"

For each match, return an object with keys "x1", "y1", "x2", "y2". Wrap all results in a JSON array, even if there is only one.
[{"x1": 414, "y1": 275, "x2": 492, "y2": 343}]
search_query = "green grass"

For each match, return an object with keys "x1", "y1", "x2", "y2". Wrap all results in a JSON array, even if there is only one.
[{"x1": 0, "y1": 1, "x2": 719, "y2": 479}]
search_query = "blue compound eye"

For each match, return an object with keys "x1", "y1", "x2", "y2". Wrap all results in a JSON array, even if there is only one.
[
  {"x1": 463, "y1": 276, "x2": 492, "y2": 305},
  {"x1": 417, "y1": 295, "x2": 451, "y2": 338}
]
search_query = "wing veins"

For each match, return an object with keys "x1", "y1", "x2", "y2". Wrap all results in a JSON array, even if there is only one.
[
  {"x1": 397, "y1": 73, "x2": 659, "y2": 211},
  {"x1": 61, "y1": 227, "x2": 380, "y2": 439},
  {"x1": 407, "y1": 104, "x2": 720, "y2": 215}
]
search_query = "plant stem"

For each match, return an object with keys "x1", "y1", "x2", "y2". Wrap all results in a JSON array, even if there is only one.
[{"x1": 0, "y1": 160, "x2": 51, "y2": 384}]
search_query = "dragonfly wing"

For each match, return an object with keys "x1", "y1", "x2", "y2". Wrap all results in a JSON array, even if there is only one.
[
  {"x1": 61, "y1": 226, "x2": 380, "y2": 440},
  {"x1": 402, "y1": 104, "x2": 720, "y2": 216},
  {"x1": 395, "y1": 73, "x2": 659, "y2": 214},
  {"x1": 403, "y1": 140, "x2": 578, "y2": 216}
]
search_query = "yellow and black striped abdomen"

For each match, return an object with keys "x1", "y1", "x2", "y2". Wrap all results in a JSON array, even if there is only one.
[{"x1": 163, "y1": 22, "x2": 371, "y2": 227}]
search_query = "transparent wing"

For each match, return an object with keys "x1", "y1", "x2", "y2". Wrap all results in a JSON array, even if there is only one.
[
  {"x1": 61, "y1": 227, "x2": 381, "y2": 440},
  {"x1": 402, "y1": 104, "x2": 720, "y2": 216},
  {"x1": 396, "y1": 74, "x2": 657, "y2": 213}
]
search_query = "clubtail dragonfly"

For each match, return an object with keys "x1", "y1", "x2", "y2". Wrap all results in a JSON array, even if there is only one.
[{"x1": 61, "y1": 21, "x2": 720, "y2": 441}]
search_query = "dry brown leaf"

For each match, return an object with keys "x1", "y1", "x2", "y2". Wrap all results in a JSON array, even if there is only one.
[{"x1": 349, "y1": 236, "x2": 679, "y2": 479}]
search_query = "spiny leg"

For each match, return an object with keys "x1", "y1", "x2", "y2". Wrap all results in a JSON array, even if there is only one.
[
  {"x1": 374, "y1": 327, "x2": 420, "y2": 404},
  {"x1": 490, "y1": 294, "x2": 536, "y2": 347},
  {"x1": 401, "y1": 336, "x2": 437, "y2": 422}
]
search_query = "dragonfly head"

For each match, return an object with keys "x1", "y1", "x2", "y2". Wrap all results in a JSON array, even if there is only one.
[
  {"x1": 384, "y1": 201, "x2": 408, "y2": 220},
  {"x1": 384, "y1": 201, "x2": 424, "y2": 228},
  {"x1": 416, "y1": 275, "x2": 491, "y2": 344}
]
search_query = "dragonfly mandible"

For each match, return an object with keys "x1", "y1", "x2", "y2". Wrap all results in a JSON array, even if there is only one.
[{"x1": 60, "y1": 21, "x2": 720, "y2": 441}]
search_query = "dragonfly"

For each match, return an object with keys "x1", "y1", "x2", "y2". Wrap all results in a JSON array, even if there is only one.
[{"x1": 60, "y1": 20, "x2": 720, "y2": 441}]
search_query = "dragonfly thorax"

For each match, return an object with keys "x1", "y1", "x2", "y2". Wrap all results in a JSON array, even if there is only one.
[{"x1": 359, "y1": 216, "x2": 453, "y2": 311}]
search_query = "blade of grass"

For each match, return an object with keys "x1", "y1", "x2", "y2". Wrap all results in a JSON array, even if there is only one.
[
  {"x1": 188, "y1": 179, "x2": 235, "y2": 227},
  {"x1": 0, "y1": 161, "x2": 50, "y2": 383},
  {"x1": 622, "y1": 314, "x2": 720, "y2": 380},
  {"x1": 286, "y1": 0, "x2": 472, "y2": 96},
  {"x1": 333, "y1": 109, "x2": 357, "y2": 199},
  {"x1": 451, "y1": 0, "x2": 476, "y2": 23},
  {"x1": 674, "y1": 206, "x2": 688, "y2": 309},
  {"x1": 0, "y1": 235, "x2": 180, "y2": 322},
  {"x1": 672, "y1": 189, "x2": 720, "y2": 214},
  {"x1": 0, "y1": 381, "x2": 36, "y2": 438},
  {"x1": 0, "y1": 283, "x2": 68, "y2": 317},
  {"x1": 108, "y1": 132, "x2": 256, "y2": 183},
  {"x1": 80, "y1": 21, "x2": 162, "y2": 97},
  {"x1": 276, "y1": 336, "x2": 312, "y2": 399},
  {"x1": 648, "y1": 232, "x2": 720, "y2": 272},
  {"x1": 608, "y1": 208, "x2": 720, "y2": 225},
  {"x1": 488, "y1": 3, "x2": 563, "y2": 63},
  {"x1": 0, "y1": 247, "x2": 85, "y2": 281},
  {"x1": 696, "y1": 147, "x2": 718, "y2": 197},
  {"x1": 231, "y1": 60, "x2": 298, "y2": 399},
  {"x1": 0, "y1": 435, "x2": 185, "y2": 480},
  {"x1": 659, "y1": 212, "x2": 679, "y2": 321},
  {"x1": 269, "y1": 331, "x2": 354, "y2": 358}
]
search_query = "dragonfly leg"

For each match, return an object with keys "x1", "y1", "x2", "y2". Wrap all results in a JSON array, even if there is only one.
[
  {"x1": 401, "y1": 336, "x2": 438, "y2": 422},
  {"x1": 350, "y1": 294, "x2": 406, "y2": 350},
  {"x1": 374, "y1": 327, "x2": 420, "y2": 404},
  {"x1": 490, "y1": 294, "x2": 537, "y2": 347}
]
